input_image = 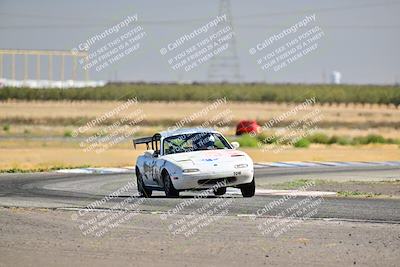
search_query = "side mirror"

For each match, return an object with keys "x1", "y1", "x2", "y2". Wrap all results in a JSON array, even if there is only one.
[
  {"x1": 231, "y1": 141, "x2": 240, "y2": 149},
  {"x1": 144, "y1": 150, "x2": 155, "y2": 157}
]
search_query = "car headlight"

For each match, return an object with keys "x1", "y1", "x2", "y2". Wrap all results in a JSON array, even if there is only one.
[
  {"x1": 235, "y1": 164, "x2": 248, "y2": 168},
  {"x1": 183, "y1": 168, "x2": 200, "y2": 173}
]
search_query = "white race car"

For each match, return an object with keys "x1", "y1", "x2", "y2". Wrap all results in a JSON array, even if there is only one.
[{"x1": 133, "y1": 128, "x2": 255, "y2": 198}]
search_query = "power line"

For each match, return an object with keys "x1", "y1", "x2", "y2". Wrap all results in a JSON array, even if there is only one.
[
  {"x1": 1, "y1": 22, "x2": 400, "y2": 30},
  {"x1": 234, "y1": 24, "x2": 400, "y2": 29},
  {"x1": 1, "y1": 0, "x2": 399, "y2": 30},
  {"x1": 234, "y1": 0, "x2": 400, "y2": 19}
]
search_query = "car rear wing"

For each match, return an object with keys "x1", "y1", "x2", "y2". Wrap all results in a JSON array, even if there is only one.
[
  {"x1": 133, "y1": 133, "x2": 161, "y2": 150},
  {"x1": 133, "y1": 136, "x2": 152, "y2": 149}
]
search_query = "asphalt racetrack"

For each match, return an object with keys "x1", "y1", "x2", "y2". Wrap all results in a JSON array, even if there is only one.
[
  {"x1": 1, "y1": 165, "x2": 399, "y2": 222},
  {"x1": 1, "y1": 164, "x2": 400, "y2": 267}
]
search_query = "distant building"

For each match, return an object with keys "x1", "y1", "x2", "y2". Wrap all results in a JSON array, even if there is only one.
[{"x1": 330, "y1": 71, "x2": 342, "y2": 84}]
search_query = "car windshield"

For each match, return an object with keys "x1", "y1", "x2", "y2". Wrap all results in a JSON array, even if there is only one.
[{"x1": 163, "y1": 132, "x2": 232, "y2": 155}]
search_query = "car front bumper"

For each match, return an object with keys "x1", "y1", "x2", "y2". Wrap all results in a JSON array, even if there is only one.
[{"x1": 171, "y1": 167, "x2": 254, "y2": 190}]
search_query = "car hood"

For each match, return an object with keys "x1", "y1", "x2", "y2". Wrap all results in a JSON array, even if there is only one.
[{"x1": 163, "y1": 149, "x2": 252, "y2": 168}]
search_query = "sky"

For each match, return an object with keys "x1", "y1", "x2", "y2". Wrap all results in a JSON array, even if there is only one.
[{"x1": 0, "y1": 0, "x2": 399, "y2": 84}]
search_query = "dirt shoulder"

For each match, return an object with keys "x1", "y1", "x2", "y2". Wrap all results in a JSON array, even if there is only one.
[{"x1": 0, "y1": 207, "x2": 399, "y2": 267}]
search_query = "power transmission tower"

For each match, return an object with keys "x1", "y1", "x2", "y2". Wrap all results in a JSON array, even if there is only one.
[{"x1": 207, "y1": 0, "x2": 241, "y2": 83}]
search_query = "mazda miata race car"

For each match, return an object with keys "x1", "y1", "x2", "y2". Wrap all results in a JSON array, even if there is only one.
[{"x1": 133, "y1": 128, "x2": 255, "y2": 198}]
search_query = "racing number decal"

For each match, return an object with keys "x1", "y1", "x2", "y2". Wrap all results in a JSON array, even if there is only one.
[
  {"x1": 143, "y1": 162, "x2": 152, "y2": 180},
  {"x1": 152, "y1": 161, "x2": 160, "y2": 183}
]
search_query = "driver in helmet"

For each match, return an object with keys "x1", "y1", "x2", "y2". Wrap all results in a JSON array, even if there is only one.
[{"x1": 193, "y1": 133, "x2": 215, "y2": 150}]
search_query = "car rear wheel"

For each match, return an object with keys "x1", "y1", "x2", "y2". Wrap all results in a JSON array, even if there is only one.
[
  {"x1": 136, "y1": 168, "x2": 152, "y2": 197},
  {"x1": 240, "y1": 177, "x2": 255, "y2": 198},
  {"x1": 213, "y1": 187, "x2": 227, "y2": 196},
  {"x1": 163, "y1": 171, "x2": 179, "y2": 198}
]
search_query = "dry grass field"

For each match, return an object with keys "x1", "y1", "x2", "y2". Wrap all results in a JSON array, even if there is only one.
[
  {"x1": 1, "y1": 100, "x2": 399, "y2": 137},
  {"x1": 1, "y1": 100, "x2": 399, "y2": 124},
  {"x1": 0, "y1": 100, "x2": 399, "y2": 171},
  {"x1": 0, "y1": 139, "x2": 399, "y2": 171}
]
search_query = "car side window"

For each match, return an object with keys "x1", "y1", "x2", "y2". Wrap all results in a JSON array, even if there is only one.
[
  {"x1": 164, "y1": 141, "x2": 172, "y2": 155},
  {"x1": 164, "y1": 139, "x2": 189, "y2": 155},
  {"x1": 213, "y1": 136, "x2": 226, "y2": 149}
]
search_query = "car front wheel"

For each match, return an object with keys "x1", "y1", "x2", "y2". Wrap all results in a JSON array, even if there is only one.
[
  {"x1": 240, "y1": 177, "x2": 255, "y2": 197},
  {"x1": 163, "y1": 171, "x2": 179, "y2": 198}
]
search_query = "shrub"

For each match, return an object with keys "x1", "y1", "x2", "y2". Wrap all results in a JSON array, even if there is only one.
[
  {"x1": 235, "y1": 134, "x2": 259, "y2": 148},
  {"x1": 294, "y1": 138, "x2": 310, "y2": 148},
  {"x1": 352, "y1": 136, "x2": 368, "y2": 145},
  {"x1": 337, "y1": 136, "x2": 352, "y2": 145},
  {"x1": 328, "y1": 135, "x2": 352, "y2": 145},
  {"x1": 64, "y1": 130, "x2": 73, "y2": 137},
  {"x1": 256, "y1": 133, "x2": 277, "y2": 144},
  {"x1": 386, "y1": 138, "x2": 400, "y2": 145},
  {"x1": 365, "y1": 134, "x2": 385, "y2": 144},
  {"x1": 3, "y1": 124, "x2": 10, "y2": 132},
  {"x1": 307, "y1": 133, "x2": 330, "y2": 144},
  {"x1": 353, "y1": 134, "x2": 386, "y2": 145},
  {"x1": 328, "y1": 135, "x2": 339, "y2": 144}
]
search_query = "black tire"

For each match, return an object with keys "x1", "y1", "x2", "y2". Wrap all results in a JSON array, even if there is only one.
[
  {"x1": 240, "y1": 177, "x2": 255, "y2": 198},
  {"x1": 136, "y1": 168, "x2": 152, "y2": 198},
  {"x1": 213, "y1": 187, "x2": 227, "y2": 196},
  {"x1": 163, "y1": 171, "x2": 179, "y2": 198}
]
